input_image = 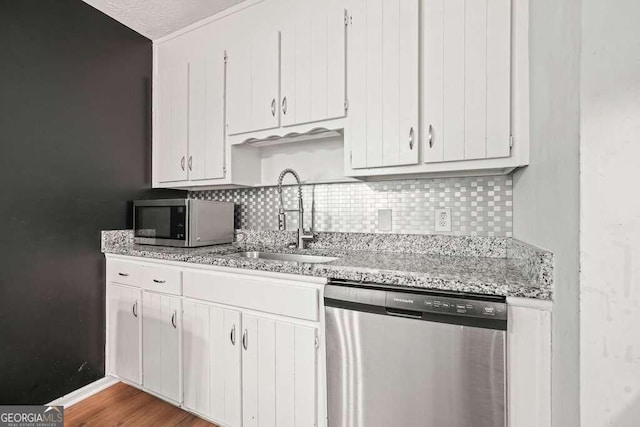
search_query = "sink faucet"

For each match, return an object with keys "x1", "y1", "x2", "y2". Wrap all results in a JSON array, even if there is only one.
[{"x1": 277, "y1": 168, "x2": 314, "y2": 249}]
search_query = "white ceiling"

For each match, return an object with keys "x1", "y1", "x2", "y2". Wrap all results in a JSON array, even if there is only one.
[{"x1": 82, "y1": 0, "x2": 246, "y2": 40}]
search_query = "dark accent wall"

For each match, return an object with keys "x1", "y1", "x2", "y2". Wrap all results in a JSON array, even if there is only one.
[{"x1": 0, "y1": 0, "x2": 184, "y2": 404}]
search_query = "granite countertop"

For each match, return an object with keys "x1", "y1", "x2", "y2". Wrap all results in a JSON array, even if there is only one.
[{"x1": 102, "y1": 230, "x2": 553, "y2": 300}]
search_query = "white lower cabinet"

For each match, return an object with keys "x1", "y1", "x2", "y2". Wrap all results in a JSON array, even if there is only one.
[
  {"x1": 507, "y1": 299, "x2": 552, "y2": 427},
  {"x1": 107, "y1": 283, "x2": 142, "y2": 385},
  {"x1": 107, "y1": 258, "x2": 325, "y2": 427},
  {"x1": 182, "y1": 301, "x2": 242, "y2": 426},
  {"x1": 242, "y1": 315, "x2": 318, "y2": 427},
  {"x1": 142, "y1": 291, "x2": 181, "y2": 402},
  {"x1": 107, "y1": 258, "x2": 552, "y2": 427},
  {"x1": 181, "y1": 268, "x2": 323, "y2": 427}
]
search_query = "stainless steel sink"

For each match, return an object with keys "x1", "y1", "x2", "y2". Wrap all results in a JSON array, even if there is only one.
[{"x1": 228, "y1": 251, "x2": 338, "y2": 264}]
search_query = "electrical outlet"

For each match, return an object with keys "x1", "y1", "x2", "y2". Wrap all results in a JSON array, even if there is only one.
[
  {"x1": 377, "y1": 209, "x2": 393, "y2": 232},
  {"x1": 434, "y1": 207, "x2": 452, "y2": 232}
]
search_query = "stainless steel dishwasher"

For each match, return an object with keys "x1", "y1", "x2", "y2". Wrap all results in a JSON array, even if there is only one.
[{"x1": 325, "y1": 279, "x2": 507, "y2": 427}]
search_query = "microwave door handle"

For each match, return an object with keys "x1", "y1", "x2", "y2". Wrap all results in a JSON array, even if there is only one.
[{"x1": 186, "y1": 200, "x2": 192, "y2": 246}]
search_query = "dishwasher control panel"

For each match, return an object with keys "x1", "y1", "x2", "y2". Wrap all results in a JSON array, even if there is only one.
[
  {"x1": 386, "y1": 292, "x2": 507, "y2": 320},
  {"x1": 325, "y1": 281, "x2": 508, "y2": 330}
]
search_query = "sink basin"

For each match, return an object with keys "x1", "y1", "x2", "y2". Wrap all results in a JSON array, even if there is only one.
[{"x1": 228, "y1": 251, "x2": 338, "y2": 264}]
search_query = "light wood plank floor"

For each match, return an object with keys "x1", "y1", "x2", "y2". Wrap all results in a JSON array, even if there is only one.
[{"x1": 65, "y1": 382, "x2": 217, "y2": 426}]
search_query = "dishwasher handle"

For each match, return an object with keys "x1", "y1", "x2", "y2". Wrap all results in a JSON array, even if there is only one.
[{"x1": 385, "y1": 308, "x2": 423, "y2": 319}]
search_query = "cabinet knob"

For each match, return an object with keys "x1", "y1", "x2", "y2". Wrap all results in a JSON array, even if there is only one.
[
  {"x1": 118, "y1": 272, "x2": 129, "y2": 277},
  {"x1": 282, "y1": 96, "x2": 287, "y2": 115},
  {"x1": 188, "y1": 156, "x2": 193, "y2": 171},
  {"x1": 181, "y1": 156, "x2": 186, "y2": 171},
  {"x1": 132, "y1": 301, "x2": 138, "y2": 318},
  {"x1": 171, "y1": 310, "x2": 177, "y2": 329},
  {"x1": 230, "y1": 325, "x2": 236, "y2": 346},
  {"x1": 271, "y1": 98, "x2": 276, "y2": 117},
  {"x1": 152, "y1": 279, "x2": 166, "y2": 284},
  {"x1": 242, "y1": 329, "x2": 248, "y2": 350},
  {"x1": 428, "y1": 125, "x2": 434, "y2": 148},
  {"x1": 409, "y1": 127, "x2": 415, "y2": 150}
]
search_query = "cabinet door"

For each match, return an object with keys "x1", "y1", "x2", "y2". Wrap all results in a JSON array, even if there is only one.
[
  {"x1": 156, "y1": 61, "x2": 189, "y2": 183},
  {"x1": 108, "y1": 284, "x2": 141, "y2": 385},
  {"x1": 423, "y1": 0, "x2": 511, "y2": 162},
  {"x1": 251, "y1": 32, "x2": 281, "y2": 133},
  {"x1": 242, "y1": 315, "x2": 317, "y2": 427},
  {"x1": 220, "y1": 308, "x2": 242, "y2": 426},
  {"x1": 281, "y1": 7, "x2": 346, "y2": 127},
  {"x1": 508, "y1": 303, "x2": 551, "y2": 427},
  {"x1": 143, "y1": 292, "x2": 181, "y2": 402},
  {"x1": 227, "y1": 32, "x2": 280, "y2": 136},
  {"x1": 182, "y1": 301, "x2": 210, "y2": 415},
  {"x1": 347, "y1": 0, "x2": 419, "y2": 169},
  {"x1": 188, "y1": 50, "x2": 226, "y2": 181},
  {"x1": 183, "y1": 301, "x2": 242, "y2": 426},
  {"x1": 226, "y1": 43, "x2": 252, "y2": 136}
]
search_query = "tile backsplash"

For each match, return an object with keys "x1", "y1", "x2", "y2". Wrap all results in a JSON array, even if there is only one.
[{"x1": 189, "y1": 176, "x2": 513, "y2": 237}]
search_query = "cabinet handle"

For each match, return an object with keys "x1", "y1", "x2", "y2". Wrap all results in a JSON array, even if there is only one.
[
  {"x1": 428, "y1": 125, "x2": 434, "y2": 148},
  {"x1": 188, "y1": 156, "x2": 193, "y2": 171},
  {"x1": 181, "y1": 156, "x2": 186, "y2": 171},
  {"x1": 118, "y1": 272, "x2": 129, "y2": 277},
  {"x1": 242, "y1": 329, "x2": 248, "y2": 350},
  {"x1": 132, "y1": 301, "x2": 138, "y2": 318},
  {"x1": 271, "y1": 98, "x2": 276, "y2": 116},
  {"x1": 282, "y1": 96, "x2": 287, "y2": 115},
  {"x1": 230, "y1": 325, "x2": 236, "y2": 345},
  {"x1": 152, "y1": 279, "x2": 166, "y2": 284},
  {"x1": 409, "y1": 127, "x2": 415, "y2": 150},
  {"x1": 171, "y1": 310, "x2": 177, "y2": 329}
]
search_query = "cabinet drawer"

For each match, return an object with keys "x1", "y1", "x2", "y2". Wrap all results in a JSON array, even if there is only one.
[
  {"x1": 142, "y1": 266, "x2": 182, "y2": 296},
  {"x1": 107, "y1": 260, "x2": 142, "y2": 286},
  {"x1": 184, "y1": 271, "x2": 319, "y2": 321}
]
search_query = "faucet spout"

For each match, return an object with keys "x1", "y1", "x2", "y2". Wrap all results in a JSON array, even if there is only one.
[{"x1": 276, "y1": 168, "x2": 314, "y2": 249}]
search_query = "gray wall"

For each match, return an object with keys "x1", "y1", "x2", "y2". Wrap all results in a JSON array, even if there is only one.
[
  {"x1": 512, "y1": 0, "x2": 582, "y2": 425},
  {"x1": 0, "y1": 0, "x2": 183, "y2": 404},
  {"x1": 580, "y1": 0, "x2": 640, "y2": 425}
]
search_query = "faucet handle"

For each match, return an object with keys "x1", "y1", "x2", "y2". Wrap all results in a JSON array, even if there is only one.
[
  {"x1": 234, "y1": 231, "x2": 247, "y2": 247},
  {"x1": 296, "y1": 230, "x2": 315, "y2": 250}
]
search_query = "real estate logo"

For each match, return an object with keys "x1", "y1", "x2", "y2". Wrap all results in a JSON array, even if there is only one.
[{"x1": 0, "y1": 406, "x2": 63, "y2": 427}]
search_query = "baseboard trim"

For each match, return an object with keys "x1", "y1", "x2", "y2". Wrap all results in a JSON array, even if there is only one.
[{"x1": 47, "y1": 376, "x2": 119, "y2": 408}]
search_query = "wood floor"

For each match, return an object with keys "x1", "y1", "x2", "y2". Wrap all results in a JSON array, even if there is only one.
[{"x1": 65, "y1": 382, "x2": 217, "y2": 426}]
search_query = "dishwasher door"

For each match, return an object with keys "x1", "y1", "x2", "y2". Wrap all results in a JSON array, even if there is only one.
[{"x1": 325, "y1": 285, "x2": 506, "y2": 427}]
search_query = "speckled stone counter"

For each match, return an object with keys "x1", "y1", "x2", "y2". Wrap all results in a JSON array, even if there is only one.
[{"x1": 102, "y1": 230, "x2": 553, "y2": 300}]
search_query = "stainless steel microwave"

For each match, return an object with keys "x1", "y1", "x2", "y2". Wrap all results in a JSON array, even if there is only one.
[{"x1": 133, "y1": 199, "x2": 235, "y2": 247}]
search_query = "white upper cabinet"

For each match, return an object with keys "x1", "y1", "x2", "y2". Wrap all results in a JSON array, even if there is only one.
[
  {"x1": 156, "y1": 60, "x2": 189, "y2": 183},
  {"x1": 347, "y1": 0, "x2": 420, "y2": 169},
  {"x1": 281, "y1": 7, "x2": 347, "y2": 127},
  {"x1": 188, "y1": 49, "x2": 226, "y2": 181},
  {"x1": 423, "y1": 0, "x2": 512, "y2": 163},
  {"x1": 153, "y1": 0, "x2": 528, "y2": 186},
  {"x1": 154, "y1": 40, "x2": 227, "y2": 186},
  {"x1": 226, "y1": 32, "x2": 281, "y2": 136}
]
